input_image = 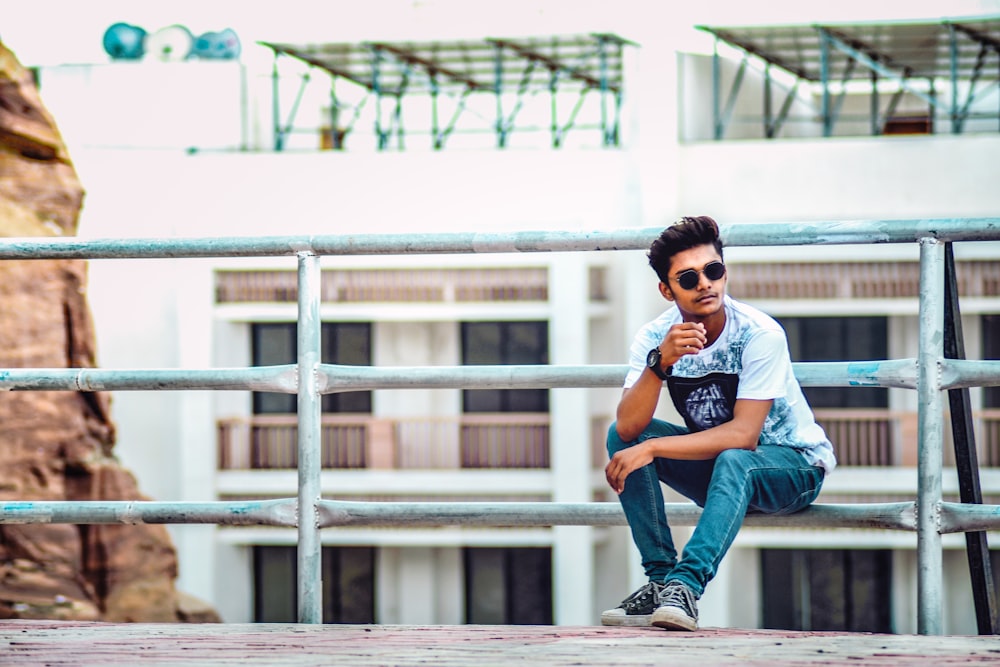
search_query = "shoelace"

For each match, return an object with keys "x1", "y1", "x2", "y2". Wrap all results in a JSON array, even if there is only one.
[
  {"x1": 659, "y1": 583, "x2": 696, "y2": 615},
  {"x1": 621, "y1": 581, "x2": 663, "y2": 612}
]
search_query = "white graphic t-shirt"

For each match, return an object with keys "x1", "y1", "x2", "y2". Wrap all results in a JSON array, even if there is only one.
[{"x1": 623, "y1": 295, "x2": 837, "y2": 474}]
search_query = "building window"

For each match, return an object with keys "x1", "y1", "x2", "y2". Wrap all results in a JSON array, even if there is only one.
[
  {"x1": 760, "y1": 548, "x2": 892, "y2": 632},
  {"x1": 777, "y1": 316, "x2": 888, "y2": 408},
  {"x1": 464, "y1": 547, "x2": 552, "y2": 624},
  {"x1": 984, "y1": 315, "x2": 1000, "y2": 409},
  {"x1": 251, "y1": 322, "x2": 372, "y2": 414},
  {"x1": 990, "y1": 551, "x2": 1000, "y2": 607},
  {"x1": 461, "y1": 321, "x2": 549, "y2": 413},
  {"x1": 253, "y1": 546, "x2": 375, "y2": 623}
]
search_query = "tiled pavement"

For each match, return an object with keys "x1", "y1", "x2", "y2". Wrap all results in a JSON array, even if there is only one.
[{"x1": 2, "y1": 621, "x2": 999, "y2": 666}]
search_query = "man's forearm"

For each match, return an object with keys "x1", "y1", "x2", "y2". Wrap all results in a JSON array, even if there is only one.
[
  {"x1": 644, "y1": 400, "x2": 771, "y2": 460},
  {"x1": 615, "y1": 372, "x2": 665, "y2": 441},
  {"x1": 644, "y1": 426, "x2": 753, "y2": 461}
]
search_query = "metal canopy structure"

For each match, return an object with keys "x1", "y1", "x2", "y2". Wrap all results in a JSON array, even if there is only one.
[
  {"x1": 697, "y1": 17, "x2": 1000, "y2": 138},
  {"x1": 261, "y1": 34, "x2": 633, "y2": 150}
]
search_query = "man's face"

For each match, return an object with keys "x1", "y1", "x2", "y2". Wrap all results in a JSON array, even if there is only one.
[{"x1": 658, "y1": 244, "x2": 727, "y2": 321}]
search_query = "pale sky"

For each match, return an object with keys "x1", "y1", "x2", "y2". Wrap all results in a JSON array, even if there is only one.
[{"x1": 4, "y1": 0, "x2": 1000, "y2": 67}]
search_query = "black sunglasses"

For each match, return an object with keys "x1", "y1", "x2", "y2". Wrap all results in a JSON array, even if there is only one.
[{"x1": 671, "y1": 261, "x2": 726, "y2": 290}]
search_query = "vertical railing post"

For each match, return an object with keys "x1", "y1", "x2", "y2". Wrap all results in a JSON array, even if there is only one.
[
  {"x1": 597, "y1": 35, "x2": 612, "y2": 147},
  {"x1": 819, "y1": 28, "x2": 833, "y2": 138},
  {"x1": 948, "y1": 24, "x2": 960, "y2": 134},
  {"x1": 494, "y1": 43, "x2": 506, "y2": 149},
  {"x1": 712, "y1": 37, "x2": 722, "y2": 140},
  {"x1": 763, "y1": 62, "x2": 773, "y2": 138},
  {"x1": 296, "y1": 251, "x2": 323, "y2": 623},
  {"x1": 272, "y1": 53, "x2": 283, "y2": 151},
  {"x1": 916, "y1": 237, "x2": 945, "y2": 635},
  {"x1": 371, "y1": 46, "x2": 387, "y2": 151}
]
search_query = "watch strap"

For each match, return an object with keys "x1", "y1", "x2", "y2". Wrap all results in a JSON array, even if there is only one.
[{"x1": 647, "y1": 348, "x2": 672, "y2": 381}]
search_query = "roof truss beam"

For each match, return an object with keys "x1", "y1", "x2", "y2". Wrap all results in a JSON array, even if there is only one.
[
  {"x1": 367, "y1": 42, "x2": 488, "y2": 93},
  {"x1": 263, "y1": 34, "x2": 630, "y2": 150},
  {"x1": 699, "y1": 18, "x2": 1000, "y2": 139},
  {"x1": 820, "y1": 28, "x2": 940, "y2": 110}
]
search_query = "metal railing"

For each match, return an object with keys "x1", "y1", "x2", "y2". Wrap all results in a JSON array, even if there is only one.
[{"x1": 1, "y1": 220, "x2": 1000, "y2": 634}]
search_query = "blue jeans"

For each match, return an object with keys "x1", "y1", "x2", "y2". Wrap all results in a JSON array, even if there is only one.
[{"x1": 607, "y1": 418, "x2": 825, "y2": 598}]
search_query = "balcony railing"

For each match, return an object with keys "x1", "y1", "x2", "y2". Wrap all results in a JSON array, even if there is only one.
[
  {"x1": 220, "y1": 410, "x2": 1000, "y2": 472},
  {"x1": 983, "y1": 410, "x2": 1000, "y2": 467},
  {"x1": 218, "y1": 414, "x2": 552, "y2": 470},
  {"x1": 729, "y1": 260, "x2": 1000, "y2": 300},
  {"x1": 4, "y1": 221, "x2": 1000, "y2": 632},
  {"x1": 215, "y1": 266, "x2": 611, "y2": 304},
  {"x1": 810, "y1": 409, "x2": 1000, "y2": 468},
  {"x1": 814, "y1": 409, "x2": 899, "y2": 466}
]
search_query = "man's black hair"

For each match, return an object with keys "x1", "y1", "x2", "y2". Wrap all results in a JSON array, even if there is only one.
[{"x1": 647, "y1": 216, "x2": 724, "y2": 284}]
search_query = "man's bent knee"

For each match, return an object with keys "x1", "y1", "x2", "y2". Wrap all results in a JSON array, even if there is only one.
[
  {"x1": 715, "y1": 448, "x2": 754, "y2": 464},
  {"x1": 606, "y1": 421, "x2": 634, "y2": 456}
]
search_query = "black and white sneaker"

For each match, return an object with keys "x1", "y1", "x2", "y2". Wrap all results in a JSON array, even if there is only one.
[
  {"x1": 600, "y1": 581, "x2": 665, "y2": 626},
  {"x1": 651, "y1": 580, "x2": 699, "y2": 631}
]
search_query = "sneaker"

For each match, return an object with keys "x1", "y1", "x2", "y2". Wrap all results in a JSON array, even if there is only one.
[
  {"x1": 600, "y1": 581, "x2": 664, "y2": 626},
  {"x1": 651, "y1": 580, "x2": 699, "y2": 631}
]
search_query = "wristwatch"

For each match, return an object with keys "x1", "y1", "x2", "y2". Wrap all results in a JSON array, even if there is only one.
[{"x1": 646, "y1": 347, "x2": 672, "y2": 381}]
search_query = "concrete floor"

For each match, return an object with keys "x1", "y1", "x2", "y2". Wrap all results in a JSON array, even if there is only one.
[{"x1": 2, "y1": 621, "x2": 1000, "y2": 666}]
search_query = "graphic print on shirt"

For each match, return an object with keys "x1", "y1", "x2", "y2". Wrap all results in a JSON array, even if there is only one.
[
  {"x1": 667, "y1": 372, "x2": 739, "y2": 433},
  {"x1": 627, "y1": 296, "x2": 837, "y2": 472}
]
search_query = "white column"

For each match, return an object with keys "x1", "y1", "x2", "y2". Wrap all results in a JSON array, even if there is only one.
[
  {"x1": 434, "y1": 547, "x2": 464, "y2": 624},
  {"x1": 548, "y1": 253, "x2": 595, "y2": 624},
  {"x1": 396, "y1": 547, "x2": 438, "y2": 624},
  {"x1": 377, "y1": 547, "x2": 401, "y2": 624},
  {"x1": 173, "y1": 259, "x2": 220, "y2": 607}
]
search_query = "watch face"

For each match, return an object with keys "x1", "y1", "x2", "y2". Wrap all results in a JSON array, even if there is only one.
[{"x1": 646, "y1": 347, "x2": 669, "y2": 380}]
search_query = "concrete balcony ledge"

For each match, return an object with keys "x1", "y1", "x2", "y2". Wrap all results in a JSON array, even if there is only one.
[
  {"x1": 216, "y1": 468, "x2": 555, "y2": 497},
  {"x1": 819, "y1": 466, "x2": 1000, "y2": 496},
  {"x1": 215, "y1": 466, "x2": 1000, "y2": 500}
]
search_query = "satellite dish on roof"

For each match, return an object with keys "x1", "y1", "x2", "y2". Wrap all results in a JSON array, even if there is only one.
[
  {"x1": 192, "y1": 28, "x2": 242, "y2": 60},
  {"x1": 102, "y1": 22, "x2": 146, "y2": 60},
  {"x1": 145, "y1": 25, "x2": 194, "y2": 62}
]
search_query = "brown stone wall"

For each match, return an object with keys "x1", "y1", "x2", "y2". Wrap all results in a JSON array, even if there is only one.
[{"x1": 0, "y1": 42, "x2": 217, "y2": 622}]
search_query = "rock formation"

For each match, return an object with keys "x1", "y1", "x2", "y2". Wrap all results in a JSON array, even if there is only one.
[{"x1": 0, "y1": 42, "x2": 218, "y2": 622}]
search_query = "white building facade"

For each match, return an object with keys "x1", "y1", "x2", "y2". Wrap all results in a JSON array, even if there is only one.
[{"x1": 22, "y1": 6, "x2": 1000, "y2": 634}]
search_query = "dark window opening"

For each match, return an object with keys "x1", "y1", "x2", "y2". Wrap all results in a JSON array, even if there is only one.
[
  {"x1": 251, "y1": 322, "x2": 372, "y2": 414},
  {"x1": 778, "y1": 316, "x2": 888, "y2": 408},
  {"x1": 984, "y1": 315, "x2": 1000, "y2": 409},
  {"x1": 464, "y1": 547, "x2": 552, "y2": 624},
  {"x1": 461, "y1": 321, "x2": 549, "y2": 413},
  {"x1": 761, "y1": 548, "x2": 893, "y2": 633},
  {"x1": 253, "y1": 546, "x2": 375, "y2": 623}
]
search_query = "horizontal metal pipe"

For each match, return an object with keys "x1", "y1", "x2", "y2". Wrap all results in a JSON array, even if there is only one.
[
  {"x1": 0, "y1": 361, "x2": 931, "y2": 392},
  {"x1": 0, "y1": 219, "x2": 997, "y2": 260},
  {"x1": 727, "y1": 218, "x2": 1000, "y2": 246},
  {"x1": 0, "y1": 499, "x2": 930, "y2": 532},
  {"x1": 319, "y1": 500, "x2": 629, "y2": 528},
  {"x1": 317, "y1": 364, "x2": 627, "y2": 391},
  {"x1": 0, "y1": 228, "x2": 660, "y2": 260},
  {"x1": 940, "y1": 359, "x2": 1000, "y2": 390},
  {"x1": 0, "y1": 500, "x2": 297, "y2": 526},
  {"x1": 938, "y1": 502, "x2": 1000, "y2": 533},
  {"x1": 318, "y1": 500, "x2": 918, "y2": 531},
  {"x1": 748, "y1": 502, "x2": 918, "y2": 530},
  {"x1": 789, "y1": 359, "x2": 918, "y2": 389},
  {"x1": 319, "y1": 361, "x2": 920, "y2": 392},
  {"x1": 0, "y1": 366, "x2": 299, "y2": 393}
]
